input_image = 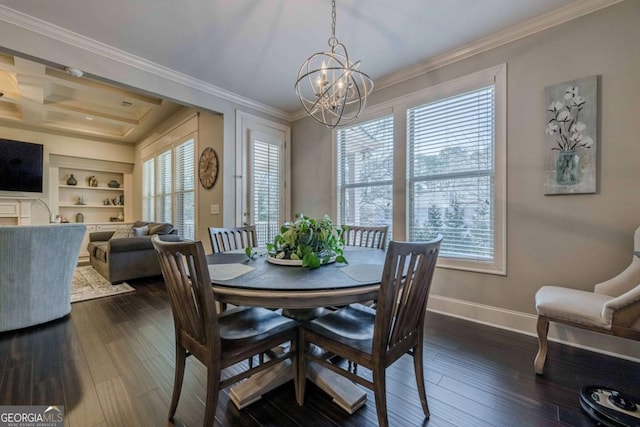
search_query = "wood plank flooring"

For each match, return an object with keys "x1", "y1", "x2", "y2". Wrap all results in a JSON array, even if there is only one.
[{"x1": 1, "y1": 276, "x2": 639, "y2": 426}]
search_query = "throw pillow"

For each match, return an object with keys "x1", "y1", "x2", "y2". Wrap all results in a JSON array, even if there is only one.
[
  {"x1": 132, "y1": 225, "x2": 149, "y2": 236},
  {"x1": 149, "y1": 223, "x2": 174, "y2": 235},
  {"x1": 110, "y1": 226, "x2": 133, "y2": 240}
]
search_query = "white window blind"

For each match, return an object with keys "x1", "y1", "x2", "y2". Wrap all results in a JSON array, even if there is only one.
[
  {"x1": 174, "y1": 139, "x2": 195, "y2": 240},
  {"x1": 408, "y1": 86, "x2": 495, "y2": 261},
  {"x1": 142, "y1": 158, "x2": 155, "y2": 222},
  {"x1": 142, "y1": 137, "x2": 196, "y2": 239},
  {"x1": 156, "y1": 149, "x2": 172, "y2": 224},
  {"x1": 337, "y1": 115, "x2": 393, "y2": 235},
  {"x1": 251, "y1": 138, "x2": 281, "y2": 246}
]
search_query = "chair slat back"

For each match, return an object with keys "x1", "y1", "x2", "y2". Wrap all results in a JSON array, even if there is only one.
[
  {"x1": 152, "y1": 236, "x2": 219, "y2": 351},
  {"x1": 374, "y1": 237, "x2": 442, "y2": 357},
  {"x1": 209, "y1": 226, "x2": 258, "y2": 253},
  {"x1": 342, "y1": 225, "x2": 389, "y2": 250}
]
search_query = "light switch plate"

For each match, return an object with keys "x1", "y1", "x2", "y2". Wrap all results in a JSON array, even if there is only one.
[{"x1": 210, "y1": 204, "x2": 219, "y2": 215}]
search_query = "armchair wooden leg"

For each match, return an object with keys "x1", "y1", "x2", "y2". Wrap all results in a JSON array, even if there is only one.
[{"x1": 534, "y1": 316, "x2": 550, "y2": 375}]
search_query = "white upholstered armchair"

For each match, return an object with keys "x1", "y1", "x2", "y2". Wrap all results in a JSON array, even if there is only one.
[{"x1": 534, "y1": 226, "x2": 640, "y2": 375}]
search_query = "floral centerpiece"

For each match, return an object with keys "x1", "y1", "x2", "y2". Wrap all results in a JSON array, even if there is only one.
[{"x1": 266, "y1": 214, "x2": 347, "y2": 268}]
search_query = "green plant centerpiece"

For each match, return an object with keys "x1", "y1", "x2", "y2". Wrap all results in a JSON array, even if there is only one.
[{"x1": 266, "y1": 214, "x2": 347, "y2": 268}]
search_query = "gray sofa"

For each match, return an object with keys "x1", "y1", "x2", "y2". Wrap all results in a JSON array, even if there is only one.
[
  {"x1": 88, "y1": 221, "x2": 180, "y2": 284},
  {"x1": 0, "y1": 223, "x2": 86, "y2": 332}
]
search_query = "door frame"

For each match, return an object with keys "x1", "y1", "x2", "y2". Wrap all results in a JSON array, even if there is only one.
[{"x1": 235, "y1": 111, "x2": 291, "y2": 227}]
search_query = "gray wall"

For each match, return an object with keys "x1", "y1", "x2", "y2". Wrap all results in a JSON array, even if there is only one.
[{"x1": 291, "y1": 1, "x2": 640, "y2": 353}]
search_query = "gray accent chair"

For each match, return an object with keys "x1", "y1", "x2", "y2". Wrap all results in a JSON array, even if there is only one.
[
  {"x1": 0, "y1": 223, "x2": 85, "y2": 332},
  {"x1": 87, "y1": 221, "x2": 180, "y2": 284},
  {"x1": 534, "y1": 226, "x2": 640, "y2": 374}
]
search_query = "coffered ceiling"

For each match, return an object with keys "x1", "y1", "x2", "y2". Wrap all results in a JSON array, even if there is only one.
[{"x1": 0, "y1": 52, "x2": 183, "y2": 144}]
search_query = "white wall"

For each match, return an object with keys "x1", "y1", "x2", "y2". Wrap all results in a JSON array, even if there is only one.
[{"x1": 291, "y1": 1, "x2": 640, "y2": 359}]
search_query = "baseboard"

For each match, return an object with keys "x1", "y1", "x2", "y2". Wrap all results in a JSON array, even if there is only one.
[{"x1": 427, "y1": 295, "x2": 640, "y2": 364}]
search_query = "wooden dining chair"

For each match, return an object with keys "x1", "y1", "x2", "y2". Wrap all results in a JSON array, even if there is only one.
[
  {"x1": 339, "y1": 225, "x2": 389, "y2": 309},
  {"x1": 208, "y1": 225, "x2": 258, "y2": 253},
  {"x1": 151, "y1": 235, "x2": 301, "y2": 425},
  {"x1": 342, "y1": 225, "x2": 389, "y2": 249},
  {"x1": 298, "y1": 237, "x2": 442, "y2": 427}
]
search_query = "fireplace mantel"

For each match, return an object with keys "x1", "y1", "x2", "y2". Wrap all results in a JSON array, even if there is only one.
[{"x1": 0, "y1": 197, "x2": 37, "y2": 225}]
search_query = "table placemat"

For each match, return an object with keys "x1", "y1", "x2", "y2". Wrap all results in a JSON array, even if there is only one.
[
  {"x1": 208, "y1": 263, "x2": 255, "y2": 281},
  {"x1": 340, "y1": 264, "x2": 383, "y2": 282}
]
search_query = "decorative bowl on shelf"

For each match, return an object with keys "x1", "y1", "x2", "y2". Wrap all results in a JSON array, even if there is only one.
[{"x1": 108, "y1": 180, "x2": 120, "y2": 188}]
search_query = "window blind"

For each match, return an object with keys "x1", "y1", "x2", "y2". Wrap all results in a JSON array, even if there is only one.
[
  {"x1": 142, "y1": 158, "x2": 155, "y2": 222},
  {"x1": 156, "y1": 149, "x2": 172, "y2": 224},
  {"x1": 408, "y1": 86, "x2": 495, "y2": 260},
  {"x1": 174, "y1": 139, "x2": 195, "y2": 240},
  {"x1": 252, "y1": 138, "x2": 281, "y2": 246},
  {"x1": 337, "y1": 115, "x2": 394, "y2": 235}
]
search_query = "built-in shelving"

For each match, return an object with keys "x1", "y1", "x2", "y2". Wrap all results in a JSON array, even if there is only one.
[
  {"x1": 57, "y1": 167, "x2": 126, "y2": 223},
  {"x1": 48, "y1": 155, "x2": 135, "y2": 263}
]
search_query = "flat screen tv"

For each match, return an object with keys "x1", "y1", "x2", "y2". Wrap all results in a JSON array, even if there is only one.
[{"x1": 0, "y1": 139, "x2": 44, "y2": 193}]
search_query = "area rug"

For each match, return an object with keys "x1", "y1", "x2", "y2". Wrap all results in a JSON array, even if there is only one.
[{"x1": 71, "y1": 266, "x2": 135, "y2": 303}]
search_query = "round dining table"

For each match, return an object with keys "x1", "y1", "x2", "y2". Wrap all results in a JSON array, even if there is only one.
[{"x1": 206, "y1": 247, "x2": 387, "y2": 413}]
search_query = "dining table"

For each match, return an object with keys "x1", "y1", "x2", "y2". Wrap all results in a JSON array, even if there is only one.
[{"x1": 206, "y1": 246, "x2": 387, "y2": 413}]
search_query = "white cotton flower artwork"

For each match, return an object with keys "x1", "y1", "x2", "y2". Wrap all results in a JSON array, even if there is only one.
[{"x1": 544, "y1": 75, "x2": 598, "y2": 195}]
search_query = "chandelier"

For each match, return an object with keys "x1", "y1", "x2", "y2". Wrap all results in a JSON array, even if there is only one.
[{"x1": 295, "y1": 0, "x2": 373, "y2": 129}]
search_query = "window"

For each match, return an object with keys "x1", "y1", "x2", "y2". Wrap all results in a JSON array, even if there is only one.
[
  {"x1": 174, "y1": 140, "x2": 195, "y2": 240},
  {"x1": 406, "y1": 64, "x2": 506, "y2": 274},
  {"x1": 143, "y1": 138, "x2": 195, "y2": 240},
  {"x1": 142, "y1": 158, "x2": 154, "y2": 221},
  {"x1": 333, "y1": 64, "x2": 506, "y2": 274},
  {"x1": 408, "y1": 86, "x2": 495, "y2": 259},
  {"x1": 336, "y1": 116, "x2": 394, "y2": 234}
]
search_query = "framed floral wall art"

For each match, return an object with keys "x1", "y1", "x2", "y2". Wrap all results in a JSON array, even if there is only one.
[{"x1": 544, "y1": 75, "x2": 598, "y2": 195}]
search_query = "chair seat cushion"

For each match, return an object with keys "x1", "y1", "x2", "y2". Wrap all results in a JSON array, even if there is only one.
[
  {"x1": 305, "y1": 303, "x2": 376, "y2": 354},
  {"x1": 535, "y1": 285, "x2": 614, "y2": 329},
  {"x1": 219, "y1": 306, "x2": 298, "y2": 341}
]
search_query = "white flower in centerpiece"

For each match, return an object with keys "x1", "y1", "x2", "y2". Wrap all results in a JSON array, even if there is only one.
[{"x1": 545, "y1": 122, "x2": 559, "y2": 135}]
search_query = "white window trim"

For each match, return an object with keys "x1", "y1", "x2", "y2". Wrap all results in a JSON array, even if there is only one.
[{"x1": 332, "y1": 63, "x2": 507, "y2": 275}]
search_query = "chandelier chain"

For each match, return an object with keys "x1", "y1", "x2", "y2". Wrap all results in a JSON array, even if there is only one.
[{"x1": 329, "y1": 0, "x2": 337, "y2": 48}]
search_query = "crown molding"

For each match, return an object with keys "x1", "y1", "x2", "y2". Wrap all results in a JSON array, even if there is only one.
[
  {"x1": 0, "y1": 5, "x2": 292, "y2": 121},
  {"x1": 0, "y1": 1, "x2": 622, "y2": 124},
  {"x1": 373, "y1": 0, "x2": 623, "y2": 92}
]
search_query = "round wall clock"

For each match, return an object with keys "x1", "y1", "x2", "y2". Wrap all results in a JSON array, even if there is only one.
[{"x1": 198, "y1": 147, "x2": 219, "y2": 189}]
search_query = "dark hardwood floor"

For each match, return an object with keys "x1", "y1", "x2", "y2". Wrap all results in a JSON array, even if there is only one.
[{"x1": 1, "y1": 277, "x2": 639, "y2": 426}]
